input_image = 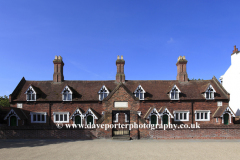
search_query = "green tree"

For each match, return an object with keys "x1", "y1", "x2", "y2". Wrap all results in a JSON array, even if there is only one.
[{"x1": 0, "y1": 95, "x2": 10, "y2": 107}]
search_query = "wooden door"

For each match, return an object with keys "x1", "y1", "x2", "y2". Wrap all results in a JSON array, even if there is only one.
[
  {"x1": 10, "y1": 116, "x2": 17, "y2": 126},
  {"x1": 112, "y1": 111, "x2": 130, "y2": 136},
  {"x1": 163, "y1": 115, "x2": 168, "y2": 125},
  {"x1": 224, "y1": 113, "x2": 229, "y2": 125},
  {"x1": 75, "y1": 116, "x2": 81, "y2": 125}
]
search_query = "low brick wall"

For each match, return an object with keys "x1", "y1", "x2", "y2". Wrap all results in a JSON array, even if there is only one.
[{"x1": 1, "y1": 125, "x2": 240, "y2": 140}]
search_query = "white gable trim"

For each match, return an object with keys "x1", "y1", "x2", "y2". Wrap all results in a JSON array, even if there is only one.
[
  {"x1": 147, "y1": 108, "x2": 160, "y2": 119},
  {"x1": 24, "y1": 85, "x2": 36, "y2": 94},
  {"x1": 220, "y1": 107, "x2": 235, "y2": 118},
  {"x1": 98, "y1": 85, "x2": 109, "y2": 94},
  {"x1": 134, "y1": 85, "x2": 146, "y2": 93},
  {"x1": 4, "y1": 109, "x2": 21, "y2": 120},
  {"x1": 70, "y1": 108, "x2": 84, "y2": 120},
  {"x1": 61, "y1": 85, "x2": 73, "y2": 94},
  {"x1": 98, "y1": 85, "x2": 109, "y2": 101},
  {"x1": 84, "y1": 108, "x2": 98, "y2": 120},
  {"x1": 169, "y1": 85, "x2": 181, "y2": 100},
  {"x1": 205, "y1": 84, "x2": 216, "y2": 93},
  {"x1": 160, "y1": 108, "x2": 174, "y2": 118}
]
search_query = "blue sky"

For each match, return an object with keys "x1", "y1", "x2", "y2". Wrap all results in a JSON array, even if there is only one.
[{"x1": 0, "y1": 0, "x2": 239, "y2": 97}]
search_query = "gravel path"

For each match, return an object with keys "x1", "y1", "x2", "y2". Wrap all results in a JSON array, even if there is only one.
[{"x1": 0, "y1": 139, "x2": 240, "y2": 160}]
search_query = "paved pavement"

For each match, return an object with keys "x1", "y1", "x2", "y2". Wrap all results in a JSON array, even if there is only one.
[{"x1": 0, "y1": 139, "x2": 240, "y2": 160}]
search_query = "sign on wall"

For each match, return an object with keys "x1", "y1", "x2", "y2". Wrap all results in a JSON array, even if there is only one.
[{"x1": 114, "y1": 102, "x2": 128, "y2": 108}]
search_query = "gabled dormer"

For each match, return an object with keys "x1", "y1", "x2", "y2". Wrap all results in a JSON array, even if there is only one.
[
  {"x1": 24, "y1": 85, "x2": 36, "y2": 101},
  {"x1": 98, "y1": 85, "x2": 109, "y2": 101},
  {"x1": 205, "y1": 84, "x2": 216, "y2": 100},
  {"x1": 134, "y1": 85, "x2": 146, "y2": 100},
  {"x1": 169, "y1": 85, "x2": 181, "y2": 100},
  {"x1": 61, "y1": 85, "x2": 72, "y2": 101}
]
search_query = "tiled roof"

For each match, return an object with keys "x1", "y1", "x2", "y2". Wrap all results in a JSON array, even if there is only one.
[
  {"x1": 213, "y1": 106, "x2": 235, "y2": 117},
  {"x1": 11, "y1": 77, "x2": 229, "y2": 102}
]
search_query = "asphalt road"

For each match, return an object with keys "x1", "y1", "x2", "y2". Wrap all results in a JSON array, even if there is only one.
[{"x1": 0, "y1": 139, "x2": 240, "y2": 160}]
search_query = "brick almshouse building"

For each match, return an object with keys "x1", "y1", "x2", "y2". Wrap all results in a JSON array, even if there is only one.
[{"x1": 2, "y1": 55, "x2": 239, "y2": 140}]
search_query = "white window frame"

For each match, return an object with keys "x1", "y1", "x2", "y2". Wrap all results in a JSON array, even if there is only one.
[
  {"x1": 113, "y1": 113, "x2": 119, "y2": 123},
  {"x1": 98, "y1": 85, "x2": 109, "y2": 101},
  {"x1": 84, "y1": 108, "x2": 98, "y2": 125},
  {"x1": 205, "y1": 85, "x2": 216, "y2": 100},
  {"x1": 217, "y1": 101, "x2": 222, "y2": 106},
  {"x1": 30, "y1": 112, "x2": 47, "y2": 123},
  {"x1": 17, "y1": 103, "x2": 22, "y2": 108},
  {"x1": 195, "y1": 110, "x2": 210, "y2": 121},
  {"x1": 174, "y1": 111, "x2": 189, "y2": 121},
  {"x1": 125, "y1": 113, "x2": 129, "y2": 122},
  {"x1": 61, "y1": 86, "x2": 72, "y2": 101},
  {"x1": 24, "y1": 86, "x2": 36, "y2": 101},
  {"x1": 148, "y1": 108, "x2": 160, "y2": 124},
  {"x1": 53, "y1": 112, "x2": 69, "y2": 123},
  {"x1": 134, "y1": 85, "x2": 146, "y2": 100},
  {"x1": 169, "y1": 85, "x2": 181, "y2": 100}
]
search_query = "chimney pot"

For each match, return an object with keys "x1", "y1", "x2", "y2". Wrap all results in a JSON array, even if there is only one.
[
  {"x1": 117, "y1": 55, "x2": 120, "y2": 59},
  {"x1": 121, "y1": 55, "x2": 123, "y2": 59}
]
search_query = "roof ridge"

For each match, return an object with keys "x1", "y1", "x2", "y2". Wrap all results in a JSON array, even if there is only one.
[{"x1": 212, "y1": 76, "x2": 229, "y2": 99}]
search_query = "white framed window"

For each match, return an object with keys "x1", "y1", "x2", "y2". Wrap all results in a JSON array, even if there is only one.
[
  {"x1": 53, "y1": 112, "x2": 69, "y2": 123},
  {"x1": 61, "y1": 86, "x2": 72, "y2": 101},
  {"x1": 195, "y1": 110, "x2": 210, "y2": 121},
  {"x1": 174, "y1": 111, "x2": 189, "y2": 121},
  {"x1": 17, "y1": 103, "x2": 22, "y2": 108},
  {"x1": 125, "y1": 113, "x2": 129, "y2": 122},
  {"x1": 217, "y1": 101, "x2": 222, "y2": 106},
  {"x1": 205, "y1": 85, "x2": 216, "y2": 100},
  {"x1": 24, "y1": 86, "x2": 36, "y2": 101},
  {"x1": 216, "y1": 118, "x2": 218, "y2": 122},
  {"x1": 98, "y1": 85, "x2": 109, "y2": 101},
  {"x1": 170, "y1": 85, "x2": 181, "y2": 100},
  {"x1": 30, "y1": 112, "x2": 47, "y2": 123},
  {"x1": 113, "y1": 113, "x2": 119, "y2": 123},
  {"x1": 134, "y1": 85, "x2": 146, "y2": 100}
]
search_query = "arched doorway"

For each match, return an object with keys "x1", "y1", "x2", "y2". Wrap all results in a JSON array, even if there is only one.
[
  {"x1": 87, "y1": 115, "x2": 93, "y2": 125},
  {"x1": 10, "y1": 116, "x2": 17, "y2": 126},
  {"x1": 151, "y1": 115, "x2": 157, "y2": 125},
  {"x1": 163, "y1": 115, "x2": 168, "y2": 125},
  {"x1": 224, "y1": 113, "x2": 229, "y2": 125},
  {"x1": 75, "y1": 116, "x2": 81, "y2": 125}
]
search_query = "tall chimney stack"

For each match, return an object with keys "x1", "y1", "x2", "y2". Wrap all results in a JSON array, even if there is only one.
[
  {"x1": 53, "y1": 56, "x2": 64, "y2": 82},
  {"x1": 176, "y1": 56, "x2": 188, "y2": 82},
  {"x1": 116, "y1": 55, "x2": 125, "y2": 83}
]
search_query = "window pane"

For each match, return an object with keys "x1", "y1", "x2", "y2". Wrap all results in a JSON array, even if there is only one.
[
  {"x1": 32, "y1": 94, "x2": 35, "y2": 100},
  {"x1": 180, "y1": 113, "x2": 182, "y2": 120},
  {"x1": 33, "y1": 115, "x2": 36, "y2": 121},
  {"x1": 140, "y1": 93, "x2": 143, "y2": 99},
  {"x1": 37, "y1": 114, "x2": 41, "y2": 121},
  {"x1": 171, "y1": 92, "x2": 174, "y2": 99},
  {"x1": 205, "y1": 113, "x2": 208, "y2": 119},
  {"x1": 56, "y1": 114, "x2": 59, "y2": 121},
  {"x1": 201, "y1": 113, "x2": 203, "y2": 119},
  {"x1": 64, "y1": 94, "x2": 67, "y2": 100},
  {"x1": 184, "y1": 113, "x2": 187, "y2": 120},
  {"x1": 176, "y1": 92, "x2": 179, "y2": 99},
  {"x1": 211, "y1": 92, "x2": 214, "y2": 99},
  {"x1": 27, "y1": 94, "x2": 30, "y2": 100},
  {"x1": 176, "y1": 113, "x2": 178, "y2": 120},
  {"x1": 68, "y1": 94, "x2": 71, "y2": 100},
  {"x1": 42, "y1": 115, "x2": 45, "y2": 121},
  {"x1": 64, "y1": 114, "x2": 67, "y2": 121},
  {"x1": 136, "y1": 93, "x2": 139, "y2": 98},
  {"x1": 104, "y1": 93, "x2": 107, "y2": 99},
  {"x1": 206, "y1": 92, "x2": 209, "y2": 99},
  {"x1": 60, "y1": 114, "x2": 63, "y2": 121},
  {"x1": 197, "y1": 113, "x2": 199, "y2": 119}
]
